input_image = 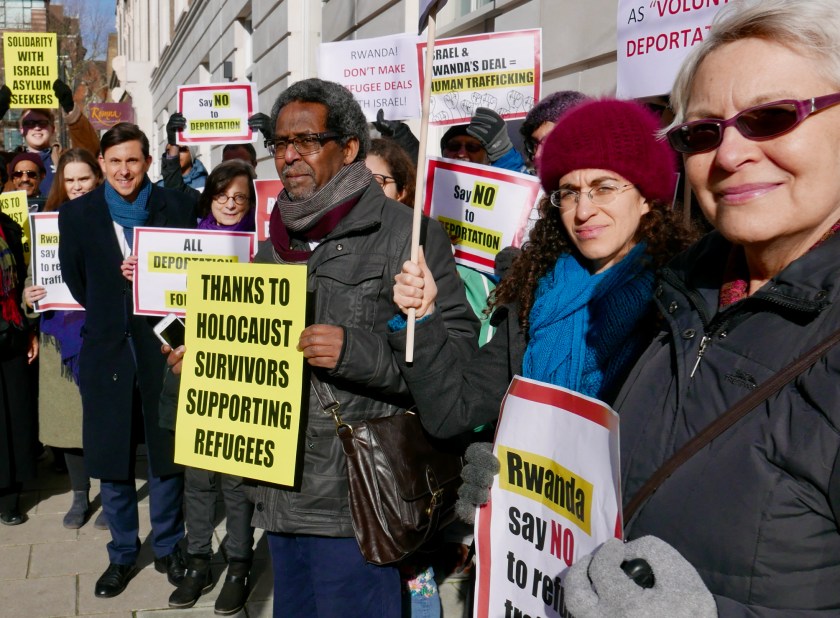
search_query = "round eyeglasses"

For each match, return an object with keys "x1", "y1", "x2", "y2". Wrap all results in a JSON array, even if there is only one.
[
  {"x1": 213, "y1": 193, "x2": 249, "y2": 206},
  {"x1": 549, "y1": 183, "x2": 636, "y2": 210}
]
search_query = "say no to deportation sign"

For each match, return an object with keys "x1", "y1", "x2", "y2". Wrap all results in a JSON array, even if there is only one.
[
  {"x1": 2, "y1": 32, "x2": 58, "y2": 108},
  {"x1": 177, "y1": 82, "x2": 258, "y2": 144},
  {"x1": 175, "y1": 262, "x2": 308, "y2": 486}
]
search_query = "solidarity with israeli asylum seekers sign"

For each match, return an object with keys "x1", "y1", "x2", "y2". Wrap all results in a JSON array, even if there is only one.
[{"x1": 2, "y1": 32, "x2": 58, "y2": 108}]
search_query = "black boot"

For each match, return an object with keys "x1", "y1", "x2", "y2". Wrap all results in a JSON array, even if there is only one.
[
  {"x1": 63, "y1": 490, "x2": 90, "y2": 529},
  {"x1": 168, "y1": 553, "x2": 213, "y2": 609},
  {"x1": 214, "y1": 558, "x2": 251, "y2": 615}
]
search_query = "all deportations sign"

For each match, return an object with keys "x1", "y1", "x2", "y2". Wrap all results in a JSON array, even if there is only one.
[
  {"x1": 617, "y1": 0, "x2": 728, "y2": 98},
  {"x1": 423, "y1": 157, "x2": 541, "y2": 275},
  {"x1": 0, "y1": 190, "x2": 31, "y2": 266},
  {"x1": 177, "y1": 82, "x2": 258, "y2": 144},
  {"x1": 2, "y1": 32, "x2": 58, "y2": 108},
  {"x1": 319, "y1": 33, "x2": 422, "y2": 122},
  {"x1": 474, "y1": 376, "x2": 621, "y2": 618},
  {"x1": 417, "y1": 29, "x2": 541, "y2": 125},
  {"x1": 29, "y1": 213, "x2": 82, "y2": 311},
  {"x1": 175, "y1": 262, "x2": 308, "y2": 486}
]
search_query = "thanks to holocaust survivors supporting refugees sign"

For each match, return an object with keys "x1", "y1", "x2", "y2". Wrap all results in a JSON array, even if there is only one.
[
  {"x1": 473, "y1": 376, "x2": 622, "y2": 618},
  {"x1": 254, "y1": 179, "x2": 284, "y2": 243},
  {"x1": 417, "y1": 29, "x2": 541, "y2": 126},
  {"x1": 175, "y1": 262, "x2": 308, "y2": 487},
  {"x1": 617, "y1": 0, "x2": 727, "y2": 98},
  {"x1": 177, "y1": 82, "x2": 258, "y2": 144},
  {"x1": 319, "y1": 33, "x2": 422, "y2": 122},
  {"x1": 0, "y1": 190, "x2": 31, "y2": 266},
  {"x1": 2, "y1": 32, "x2": 58, "y2": 108},
  {"x1": 132, "y1": 227, "x2": 255, "y2": 317},
  {"x1": 423, "y1": 157, "x2": 541, "y2": 275},
  {"x1": 28, "y1": 212, "x2": 82, "y2": 312}
]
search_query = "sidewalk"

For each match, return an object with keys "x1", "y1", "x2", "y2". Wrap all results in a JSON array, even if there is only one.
[{"x1": 0, "y1": 450, "x2": 273, "y2": 618}]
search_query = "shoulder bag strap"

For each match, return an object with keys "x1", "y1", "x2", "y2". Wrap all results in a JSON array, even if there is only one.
[{"x1": 624, "y1": 325, "x2": 840, "y2": 523}]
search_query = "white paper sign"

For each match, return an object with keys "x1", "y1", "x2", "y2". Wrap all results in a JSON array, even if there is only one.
[
  {"x1": 254, "y1": 179, "x2": 284, "y2": 243},
  {"x1": 417, "y1": 29, "x2": 542, "y2": 126},
  {"x1": 616, "y1": 0, "x2": 727, "y2": 98},
  {"x1": 177, "y1": 82, "x2": 258, "y2": 144},
  {"x1": 319, "y1": 33, "x2": 422, "y2": 122},
  {"x1": 422, "y1": 157, "x2": 541, "y2": 275},
  {"x1": 28, "y1": 212, "x2": 83, "y2": 312},
  {"x1": 132, "y1": 227, "x2": 255, "y2": 317},
  {"x1": 474, "y1": 376, "x2": 622, "y2": 618}
]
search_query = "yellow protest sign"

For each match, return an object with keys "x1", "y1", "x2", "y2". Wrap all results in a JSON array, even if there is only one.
[
  {"x1": 175, "y1": 261, "x2": 308, "y2": 486},
  {"x1": 2, "y1": 32, "x2": 58, "y2": 108},
  {"x1": 0, "y1": 191, "x2": 31, "y2": 266}
]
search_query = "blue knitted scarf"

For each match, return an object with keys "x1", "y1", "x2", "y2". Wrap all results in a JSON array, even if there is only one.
[
  {"x1": 521, "y1": 243, "x2": 654, "y2": 398},
  {"x1": 105, "y1": 176, "x2": 152, "y2": 250}
]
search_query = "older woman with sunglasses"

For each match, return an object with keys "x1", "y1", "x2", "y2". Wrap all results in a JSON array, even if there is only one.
[{"x1": 558, "y1": 1, "x2": 840, "y2": 616}]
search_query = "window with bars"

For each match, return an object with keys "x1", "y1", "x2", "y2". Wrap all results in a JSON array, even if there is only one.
[{"x1": 0, "y1": 0, "x2": 43, "y2": 29}]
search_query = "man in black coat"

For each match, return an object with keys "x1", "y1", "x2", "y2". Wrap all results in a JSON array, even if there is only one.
[{"x1": 58, "y1": 123, "x2": 197, "y2": 598}]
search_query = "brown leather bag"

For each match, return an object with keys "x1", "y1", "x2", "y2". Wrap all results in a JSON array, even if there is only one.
[{"x1": 312, "y1": 374, "x2": 463, "y2": 565}]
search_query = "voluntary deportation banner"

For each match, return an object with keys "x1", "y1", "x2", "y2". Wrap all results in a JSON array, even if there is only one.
[
  {"x1": 0, "y1": 190, "x2": 31, "y2": 266},
  {"x1": 474, "y1": 376, "x2": 622, "y2": 618},
  {"x1": 617, "y1": 0, "x2": 728, "y2": 98},
  {"x1": 177, "y1": 82, "x2": 258, "y2": 144},
  {"x1": 2, "y1": 32, "x2": 58, "y2": 108},
  {"x1": 175, "y1": 261, "x2": 308, "y2": 486},
  {"x1": 132, "y1": 227, "x2": 255, "y2": 317},
  {"x1": 28, "y1": 213, "x2": 82, "y2": 312},
  {"x1": 423, "y1": 157, "x2": 541, "y2": 275},
  {"x1": 417, "y1": 29, "x2": 541, "y2": 126},
  {"x1": 254, "y1": 179, "x2": 284, "y2": 243},
  {"x1": 319, "y1": 33, "x2": 422, "y2": 122}
]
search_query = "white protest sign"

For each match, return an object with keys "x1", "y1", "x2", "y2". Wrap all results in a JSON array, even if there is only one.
[
  {"x1": 617, "y1": 0, "x2": 727, "y2": 98},
  {"x1": 132, "y1": 228, "x2": 255, "y2": 317},
  {"x1": 422, "y1": 157, "x2": 541, "y2": 275},
  {"x1": 474, "y1": 376, "x2": 622, "y2": 618},
  {"x1": 319, "y1": 33, "x2": 422, "y2": 122},
  {"x1": 417, "y1": 29, "x2": 541, "y2": 126},
  {"x1": 28, "y1": 212, "x2": 83, "y2": 312},
  {"x1": 254, "y1": 179, "x2": 284, "y2": 243},
  {"x1": 177, "y1": 82, "x2": 258, "y2": 144}
]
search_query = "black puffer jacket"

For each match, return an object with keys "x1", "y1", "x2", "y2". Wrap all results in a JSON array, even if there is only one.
[
  {"x1": 250, "y1": 182, "x2": 478, "y2": 536},
  {"x1": 616, "y1": 230, "x2": 840, "y2": 616}
]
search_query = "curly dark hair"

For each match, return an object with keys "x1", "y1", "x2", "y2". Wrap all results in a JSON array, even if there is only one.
[
  {"x1": 492, "y1": 197, "x2": 698, "y2": 333},
  {"x1": 197, "y1": 159, "x2": 256, "y2": 219},
  {"x1": 368, "y1": 138, "x2": 416, "y2": 207},
  {"x1": 270, "y1": 78, "x2": 370, "y2": 161}
]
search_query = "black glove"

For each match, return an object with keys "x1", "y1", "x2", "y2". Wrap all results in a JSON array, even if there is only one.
[
  {"x1": 248, "y1": 113, "x2": 273, "y2": 141},
  {"x1": 564, "y1": 536, "x2": 717, "y2": 618},
  {"x1": 166, "y1": 112, "x2": 187, "y2": 145},
  {"x1": 373, "y1": 109, "x2": 420, "y2": 162},
  {"x1": 52, "y1": 79, "x2": 75, "y2": 113},
  {"x1": 467, "y1": 107, "x2": 513, "y2": 163},
  {"x1": 373, "y1": 109, "x2": 401, "y2": 137},
  {"x1": 455, "y1": 442, "x2": 499, "y2": 524},
  {"x1": 0, "y1": 85, "x2": 11, "y2": 120}
]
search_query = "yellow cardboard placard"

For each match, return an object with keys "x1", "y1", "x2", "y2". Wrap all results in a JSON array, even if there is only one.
[
  {"x1": 0, "y1": 191, "x2": 31, "y2": 266},
  {"x1": 175, "y1": 262, "x2": 309, "y2": 486},
  {"x1": 2, "y1": 32, "x2": 58, "y2": 108}
]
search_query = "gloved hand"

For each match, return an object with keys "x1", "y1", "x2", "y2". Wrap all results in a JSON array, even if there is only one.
[
  {"x1": 166, "y1": 112, "x2": 187, "y2": 145},
  {"x1": 467, "y1": 107, "x2": 513, "y2": 163},
  {"x1": 455, "y1": 442, "x2": 499, "y2": 524},
  {"x1": 52, "y1": 79, "x2": 75, "y2": 113},
  {"x1": 373, "y1": 109, "x2": 420, "y2": 162},
  {"x1": 564, "y1": 536, "x2": 717, "y2": 618},
  {"x1": 0, "y1": 84, "x2": 11, "y2": 119},
  {"x1": 373, "y1": 108, "x2": 401, "y2": 137},
  {"x1": 248, "y1": 112, "x2": 273, "y2": 141}
]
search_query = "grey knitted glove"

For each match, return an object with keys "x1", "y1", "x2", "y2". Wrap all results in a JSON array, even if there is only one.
[
  {"x1": 166, "y1": 112, "x2": 186, "y2": 145},
  {"x1": 564, "y1": 536, "x2": 717, "y2": 618},
  {"x1": 467, "y1": 107, "x2": 513, "y2": 162},
  {"x1": 455, "y1": 442, "x2": 499, "y2": 524}
]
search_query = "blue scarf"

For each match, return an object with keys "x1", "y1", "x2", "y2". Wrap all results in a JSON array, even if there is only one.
[
  {"x1": 521, "y1": 243, "x2": 654, "y2": 399},
  {"x1": 105, "y1": 176, "x2": 152, "y2": 249}
]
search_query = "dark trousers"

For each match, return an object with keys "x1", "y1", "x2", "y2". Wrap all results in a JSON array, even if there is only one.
[
  {"x1": 267, "y1": 533, "x2": 401, "y2": 618},
  {"x1": 184, "y1": 467, "x2": 254, "y2": 560},
  {"x1": 100, "y1": 460, "x2": 184, "y2": 565}
]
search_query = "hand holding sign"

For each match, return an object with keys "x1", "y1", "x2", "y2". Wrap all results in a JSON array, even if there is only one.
[
  {"x1": 0, "y1": 84, "x2": 11, "y2": 119},
  {"x1": 393, "y1": 247, "x2": 437, "y2": 318},
  {"x1": 166, "y1": 113, "x2": 187, "y2": 145},
  {"x1": 297, "y1": 324, "x2": 344, "y2": 370}
]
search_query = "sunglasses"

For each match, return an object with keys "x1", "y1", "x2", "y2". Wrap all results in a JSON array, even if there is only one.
[
  {"x1": 443, "y1": 140, "x2": 484, "y2": 154},
  {"x1": 12, "y1": 170, "x2": 40, "y2": 179},
  {"x1": 22, "y1": 119, "x2": 51, "y2": 130},
  {"x1": 667, "y1": 91, "x2": 840, "y2": 154}
]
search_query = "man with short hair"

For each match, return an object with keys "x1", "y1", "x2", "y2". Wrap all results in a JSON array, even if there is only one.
[{"x1": 59, "y1": 123, "x2": 197, "y2": 599}]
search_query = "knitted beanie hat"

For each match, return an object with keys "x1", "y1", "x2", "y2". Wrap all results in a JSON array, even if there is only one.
[
  {"x1": 439, "y1": 124, "x2": 471, "y2": 154},
  {"x1": 537, "y1": 99, "x2": 676, "y2": 204},
  {"x1": 8, "y1": 151, "x2": 46, "y2": 175}
]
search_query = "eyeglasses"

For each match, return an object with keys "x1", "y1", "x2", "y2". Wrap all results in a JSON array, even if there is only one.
[
  {"x1": 12, "y1": 170, "x2": 40, "y2": 179},
  {"x1": 549, "y1": 183, "x2": 636, "y2": 210},
  {"x1": 372, "y1": 173, "x2": 396, "y2": 187},
  {"x1": 21, "y1": 119, "x2": 50, "y2": 130},
  {"x1": 213, "y1": 193, "x2": 249, "y2": 206},
  {"x1": 264, "y1": 132, "x2": 341, "y2": 157},
  {"x1": 443, "y1": 140, "x2": 484, "y2": 154},
  {"x1": 667, "y1": 91, "x2": 840, "y2": 154}
]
